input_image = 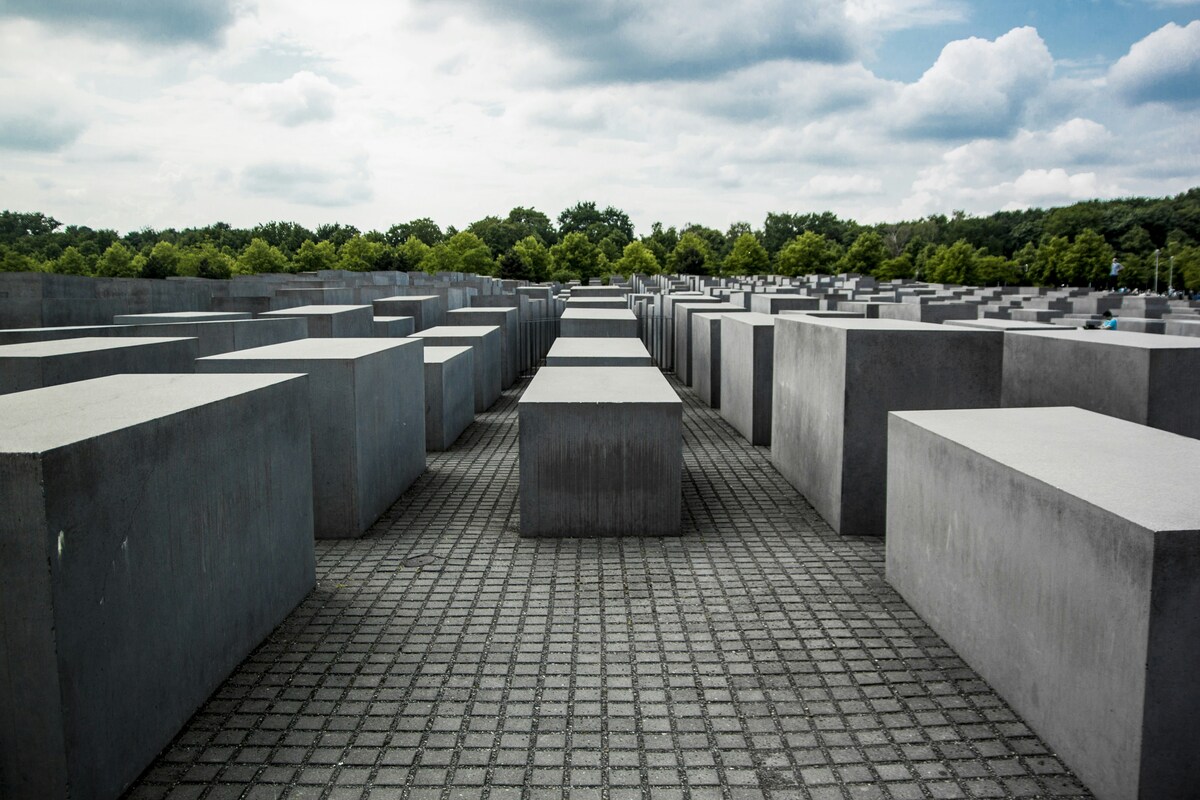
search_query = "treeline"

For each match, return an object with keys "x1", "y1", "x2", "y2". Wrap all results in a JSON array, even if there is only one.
[{"x1": 3, "y1": 189, "x2": 1200, "y2": 289}]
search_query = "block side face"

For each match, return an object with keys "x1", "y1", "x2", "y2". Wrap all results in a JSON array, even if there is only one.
[
  {"x1": 771, "y1": 320, "x2": 847, "y2": 531},
  {"x1": 44, "y1": 377, "x2": 315, "y2": 800},
  {"x1": 751, "y1": 324, "x2": 775, "y2": 445},
  {"x1": 0, "y1": 454, "x2": 68, "y2": 799},
  {"x1": 520, "y1": 404, "x2": 681, "y2": 536},
  {"x1": 1138, "y1": 531, "x2": 1200, "y2": 797},
  {"x1": 719, "y1": 315, "x2": 756, "y2": 443},
  {"x1": 1146, "y1": 348, "x2": 1200, "y2": 438},
  {"x1": 841, "y1": 329, "x2": 1002, "y2": 536},
  {"x1": 886, "y1": 415, "x2": 1150, "y2": 800}
]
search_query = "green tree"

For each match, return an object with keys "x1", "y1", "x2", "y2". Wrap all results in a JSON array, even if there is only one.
[
  {"x1": 315, "y1": 223, "x2": 360, "y2": 248},
  {"x1": 667, "y1": 232, "x2": 715, "y2": 275},
  {"x1": 94, "y1": 241, "x2": 138, "y2": 277},
  {"x1": 236, "y1": 238, "x2": 289, "y2": 275},
  {"x1": 178, "y1": 243, "x2": 234, "y2": 279},
  {"x1": 1012, "y1": 242, "x2": 1038, "y2": 284},
  {"x1": 839, "y1": 231, "x2": 887, "y2": 275},
  {"x1": 141, "y1": 240, "x2": 181, "y2": 279},
  {"x1": 976, "y1": 254, "x2": 1019, "y2": 286},
  {"x1": 615, "y1": 240, "x2": 660, "y2": 276},
  {"x1": 926, "y1": 240, "x2": 979, "y2": 285},
  {"x1": 874, "y1": 253, "x2": 915, "y2": 281},
  {"x1": 497, "y1": 251, "x2": 530, "y2": 281},
  {"x1": 0, "y1": 244, "x2": 42, "y2": 273},
  {"x1": 386, "y1": 218, "x2": 444, "y2": 247},
  {"x1": 557, "y1": 201, "x2": 634, "y2": 244},
  {"x1": 395, "y1": 236, "x2": 431, "y2": 272},
  {"x1": 1032, "y1": 235, "x2": 1071, "y2": 286},
  {"x1": 250, "y1": 221, "x2": 315, "y2": 254},
  {"x1": 421, "y1": 232, "x2": 495, "y2": 275},
  {"x1": 776, "y1": 231, "x2": 841, "y2": 276},
  {"x1": 294, "y1": 239, "x2": 338, "y2": 272},
  {"x1": 338, "y1": 235, "x2": 382, "y2": 272},
  {"x1": 1062, "y1": 228, "x2": 1114, "y2": 286},
  {"x1": 722, "y1": 232, "x2": 770, "y2": 276},
  {"x1": 550, "y1": 232, "x2": 602, "y2": 281},
  {"x1": 51, "y1": 246, "x2": 90, "y2": 276},
  {"x1": 512, "y1": 236, "x2": 552, "y2": 282}
]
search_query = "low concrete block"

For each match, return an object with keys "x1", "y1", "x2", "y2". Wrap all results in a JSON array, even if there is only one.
[
  {"x1": 879, "y1": 302, "x2": 978, "y2": 324},
  {"x1": 691, "y1": 310, "x2": 750, "y2": 408},
  {"x1": 519, "y1": 367, "x2": 681, "y2": 537},
  {"x1": 719, "y1": 313, "x2": 776, "y2": 445},
  {"x1": 423, "y1": 346, "x2": 475, "y2": 450},
  {"x1": 945, "y1": 318, "x2": 1060, "y2": 331},
  {"x1": 564, "y1": 298, "x2": 628, "y2": 310},
  {"x1": 373, "y1": 295, "x2": 444, "y2": 331},
  {"x1": 1165, "y1": 318, "x2": 1200, "y2": 337},
  {"x1": 772, "y1": 317, "x2": 1002, "y2": 536},
  {"x1": 568, "y1": 286, "x2": 628, "y2": 298},
  {"x1": 112, "y1": 311, "x2": 251, "y2": 324},
  {"x1": 560, "y1": 308, "x2": 638, "y2": 338},
  {"x1": 373, "y1": 316, "x2": 416, "y2": 337},
  {"x1": 886, "y1": 406, "x2": 1200, "y2": 800},
  {"x1": 749, "y1": 294, "x2": 819, "y2": 315},
  {"x1": 0, "y1": 373, "x2": 315, "y2": 800},
  {"x1": 0, "y1": 337, "x2": 198, "y2": 395},
  {"x1": 1002, "y1": 329, "x2": 1200, "y2": 438},
  {"x1": 197, "y1": 339, "x2": 426, "y2": 538},
  {"x1": 260, "y1": 305, "x2": 374, "y2": 337},
  {"x1": 445, "y1": 307, "x2": 519, "y2": 389},
  {"x1": 545, "y1": 337, "x2": 654, "y2": 367},
  {"x1": 675, "y1": 301, "x2": 745, "y2": 386},
  {"x1": 411, "y1": 326, "x2": 502, "y2": 412}
]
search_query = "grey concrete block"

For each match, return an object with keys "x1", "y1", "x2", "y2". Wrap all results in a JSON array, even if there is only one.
[
  {"x1": 560, "y1": 308, "x2": 638, "y2": 338},
  {"x1": 120, "y1": 317, "x2": 309, "y2": 357},
  {"x1": 1166, "y1": 318, "x2": 1200, "y2": 337},
  {"x1": 259, "y1": 305, "x2": 374, "y2": 337},
  {"x1": 749, "y1": 294, "x2": 819, "y2": 315},
  {"x1": 518, "y1": 367, "x2": 681, "y2": 537},
  {"x1": 568, "y1": 286, "x2": 628, "y2": 298},
  {"x1": 945, "y1": 318, "x2": 1060, "y2": 331},
  {"x1": 0, "y1": 373, "x2": 315, "y2": 800},
  {"x1": 197, "y1": 338, "x2": 426, "y2": 538},
  {"x1": 373, "y1": 295, "x2": 444, "y2": 331},
  {"x1": 373, "y1": 316, "x2": 416, "y2": 337},
  {"x1": 691, "y1": 310, "x2": 750, "y2": 409},
  {"x1": 411, "y1": 326, "x2": 502, "y2": 412},
  {"x1": 1002, "y1": 329, "x2": 1200, "y2": 438},
  {"x1": 719, "y1": 313, "x2": 777, "y2": 445},
  {"x1": 0, "y1": 337, "x2": 199, "y2": 395},
  {"x1": 423, "y1": 346, "x2": 475, "y2": 450},
  {"x1": 878, "y1": 301, "x2": 978, "y2": 324},
  {"x1": 675, "y1": 302, "x2": 746, "y2": 386},
  {"x1": 445, "y1": 307, "x2": 519, "y2": 389},
  {"x1": 771, "y1": 317, "x2": 1002, "y2": 536},
  {"x1": 564, "y1": 298, "x2": 628, "y2": 310},
  {"x1": 886, "y1": 406, "x2": 1200, "y2": 800},
  {"x1": 545, "y1": 337, "x2": 654, "y2": 367},
  {"x1": 112, "y1": 312, "x2": 251, "y2": 324}
]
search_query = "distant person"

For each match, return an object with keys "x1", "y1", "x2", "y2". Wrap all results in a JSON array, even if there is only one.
[
  {"x1": 1108, "y1": 258, "x2": 1123, "y2": 290},
  {"x1": 1100, "y1": 310, "x2": 1118, "y2": 330}
]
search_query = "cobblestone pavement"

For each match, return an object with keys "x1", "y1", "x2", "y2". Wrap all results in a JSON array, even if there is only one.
[{"x1": 126, "y1": 375, "x2": 1092, "y2": 800}]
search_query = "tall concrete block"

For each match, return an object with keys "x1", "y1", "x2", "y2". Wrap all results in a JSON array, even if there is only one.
[
  {"x1": 545, "y1": 337, "x2": 654, "y2": 367},
  {"x1": 445, "y1": 307, "x2": 519, "y2": 389},
  {"x1": 423, "y1": 346, "x2": 475, "y2": 450},
  {"x1": 259, "y1": 305, "x2": 374, "y2": 337},
  {"x1": 0, "y1": 373, "x2": 315, "y2": 800},
  {"x1": 373, "y1": 295, "x2": 445, "y2": 331},
  {"x1": 0, "y1": 337, "x2": 198, "y2": 395},
  {"x1": 719, "y1": 313, "x2": 776, "y2": 445},
  {"x1": 675, "y1": 301, "x2": 744, "y2": 386},
  {"x1": 691, "y1": 310, "x2": 749, "y2": 408},
  {"x1": 1002, "y1": 329, "x2": 1200, "y2": 438},
  {"x1": 197, "y1": 338, "x2": 426, "y2": 538},
  {"x1": 771, "y1": 317, "x2": 1002, "y2": 536},
  {"x1": 519, "y1": 367, "x2": 681, "y2": 537},
  {"x1": 560, "y1": 308, "x2": 638, "y2": 338},
  {"x1": 886, "y1": 407, "x2": 1200, "y2": 800},
  {"x1": 411, "y1": 326, "x2": 502, "y2": 412}
]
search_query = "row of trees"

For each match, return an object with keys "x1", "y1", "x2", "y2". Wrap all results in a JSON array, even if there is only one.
[{"x1": 3, "y1": 189, "x2": 1200, "y2": 289}]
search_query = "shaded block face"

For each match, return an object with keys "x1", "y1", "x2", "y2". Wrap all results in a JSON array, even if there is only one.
[
  {"x1": 568, "y1": 286, "x2": 627, "y2": 298},
  {"x1": 564, "y1": 298, "x2": 627, "y2": 310},
  {"x1": 372, "y1": 296, "x2": 444, "y2": 331},
  {"x1": 0, "y1": 374, "x2": 315, "y2": 800},
  {"x1": 771, "y1": 317, "x2": 1002, "y2": 537},
  {"x1": 719, "y1": 313, "x2": 776, "y2": 446},
  {"x1": 197, "y1": 338, "x2": 426, "y2": 538},
  {"x1": 113, "y1": 312, "x2": 251, "y2": 324},
  {"x1": 691, "y1": 312, "x2": 726, "y2": 408},
  {"x1": 411, "y1": 326, "x2": 502, "y2": 412},
  {"x1": 373, "y1": 316, "x2": 416, "y2": 337},
  {"x1": 423, "y1": 345, "x2": 474, "y2": 451},
  {"x1": 560, "y1": 308, "x2": 638, "y2": 338},
  {"x1": 260, "y1": 305, "x2": 374, "y2": 337},
  {"x1": 749, "y1": 294, "x2": 819, "y2": 315},
  {"x1": 1002, "y1": 329, "x2": 1200, "y2": 439},
  {"x1": 445, "y1": 307, "x2": 519, "y2": 388},
  {"x1": 519, "y1": 367, "x2": 682, "y2": 537},
  {"x1": 878, "y1": 302, "x2": 978, "y2": 324},
  {"x1": 674, "y1": 301, "x2": 742, "y2": 386},
  {"x1": 544, "y1": 337, "x2": 653, "y2": 367},
  {"x1": 0, "y1": 336, "x2": 199, "y2": 395},
  {"x1": 885, "y1": 407, "x2": 1200, "y2": 800}
]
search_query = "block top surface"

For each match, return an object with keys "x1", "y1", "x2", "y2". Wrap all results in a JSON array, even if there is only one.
[
  {"x1": 945, "y1": 319, "x2": 1060, "y2": 331},
  {"x1": 260, "y1": 305, "x2": 372, "y2": 316},
  {"x1": 198, "y1": 337, "x2": 420, "y2": 361},
  {"x1": 723, "y1": 312, "x2": 777, "y2": 327},
  {"x1": 447, "y1": 307, "x2": 518, "y2": 315},
  {"x1": 114, "y1": 312, "x2": 250, "y2": 321},
  {"x1": 424, "y1": 345, "x2": 473, "y2": 364},
  {"x1": 0, "y1": 373, "x2": 304, "y2": 453},
  {"x1": 678, "y1": 302, "x2": 744, "y2": 313},
  {"x1": 412, "y1": 325, "x2": 500, "y2": 338},
  {"x1": 377, "y1": 295, "x2": 440, "y2": 302},
  {"x1": 777, "y1": 315, "x2": 976, "y2": 333},
  {"x1": 520, "y1": 367, "x2": 680, "y2": 405},
  {"x1": 561, "y1": 308, "x2": 637, "y2": 320},
  {"x1": 546, "y1": 338, "x2": 652, "y2": 358},
  {"x1": 892, "y1": 406, "x2": 1200, "y2": 533},
  {"x1": 374, "y1": 316, "x2": 413, "y2": 322},
  {"x1": 1009, "y1": 328, "x2": 1200, "y2": 350},
  {"x1": 0, "y1": 336, "x2": 195, "y2": 357}
]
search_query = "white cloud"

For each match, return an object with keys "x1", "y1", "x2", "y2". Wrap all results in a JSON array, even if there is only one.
[
  {"x1": 0, "y1": 0, "x2": 236, "y2": 45},
  {"x1": 806, "y1": 174, "x2": 884, "y2": 196},
  {"x1": 1108, "y1": 20, "x2": 1200, "y2": 106},
  {"x1": 240, "y1": 158, "x2": 372, "y2": 207},
  {"x1": 844, "y1": 0, "x2": 967, "y2": 30},
  {"x1": 242, "y1": 71, "x2": 339, "y2": 127}
]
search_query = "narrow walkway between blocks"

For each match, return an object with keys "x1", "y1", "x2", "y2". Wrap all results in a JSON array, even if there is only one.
[{"x1": 126, "y1": 375, "x2": 1092, "y2": 800}]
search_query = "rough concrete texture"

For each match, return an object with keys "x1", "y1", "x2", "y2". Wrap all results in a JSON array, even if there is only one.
[
  {"x1": 372, "y1": 296, "x2": 444, "y2": 331},
  {"x1": 0, "y1": 373, "x2": 315, "y2": 800},
  {"x1": 675, "y1": 302, "x2": 746, "y2": 386},
  {"x1": 0, "y1": 317, "x2": 309, "y2": 356},
  {"x1": 423, "y1": 346, "x2": 475, "y2": 451},
  {"x1": 260, "y1": 305, "x2": 374, "y2": 338},
  {"x1": 771, "y1": 316, "x2": 1002, "y2": 537},
  {"x1": 373, "y1": 316, "x2": 416, "y2": 337},
  {"x1": 945, "y1": 319, "x2": 1060, "y2": 331},
  {"x1": 197, "y1": 338, "x2": 426, "y2": 538},
  {"x1": 878, "y1": 303, "x2": 978, "y2": 324},
  {"x1": 1002, "y1": 328, "x2": 1200, "y2": 439},
  {"x1": 886, "y1": 406, "x2": 1200, "y2": 800},
  {"x1": 560, "y1": 308, "x2": 639, "y2": 338},
  {"x1": 564, "y1": 298, "x2": 628, "y2": 310},
  {"x1": 568, "y1": 286, "x2": 628, "y2": 298},
  {"x1": 0, "y1": 336, "x2": 199, "y2": 395},
  {"x1": 445, "y1": 307, "x2": 520, "y2": 389},
  {"x1": 719, "y1": 312, "x2": 777, "y2": 446},
  {"x1": 749, "y1": 294, "x2": 820, "y2": 315},
  {"x1": 112, "y1": 312, "x2": 251, "y2": 324},
  {"x1": 836, "y1": 301, "x2": 893, "y2": 318},
  {"x1": 544, "y1": 337, "x2": 653, "y2": 367},
  {"x1": 691, "y1": 309, "x2": 750, "y2": 409},
  {"x1": 1165, "y1": 318, "x2": 1200, "y2": 337},
  {"x1": 411, "y1": 326, "x2": 502, "y2": 412},
  {"x1": 519, "y1": 367, "x2": 681, "y2": 537}
]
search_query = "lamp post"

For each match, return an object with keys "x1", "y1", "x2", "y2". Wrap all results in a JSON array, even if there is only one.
[
  {"x1": 1154, "y1": 249, "x2": 1160, "y2": 294},
  {"x1": 1169, "y1": 255, "x2": 1175, "y2": 296}
]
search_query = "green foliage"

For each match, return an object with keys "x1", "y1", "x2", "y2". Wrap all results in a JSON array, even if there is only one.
[
  {"x1": 550, "y1": 232, "x2": 602, "y2": 281},
  {"x1": 557, "y1": 202, "x2": 634, "y2": 249},
  {"x1": 722, "y1": 233, "x2": 770, "y2": 276},
  {"x1": 250, "y1": 221, "x2": 315, "y2": 254},
  {"x1": 387, "y1": 218, "x2": 444, "y2": 247},
  {"x1": 0, "y1": 244, "x2": 41, "y2": 273},
  {"x1": 0, "y1": 211, "x2": 61, "y2": 242},
  {"x1": 925, "y1": 240, "x2": 978, "y2": 285},
  {"x1": 615, "y1": 240, "x2": 660, "y2": 276},
  {"x1": 1032, "y1": 235, "x2": 1070, "y2": 286},
  {"x1": 776, "y1": 231, "x2": 841, "y2": 276},
  {"x1": 141, "y1": 241, "x2": 181, "y2": 279},
  {"x1": 236, "y1": 238, "x2": 289, "y2": 275},
  {"x1": 421, "y1": 232, "x2": 495, "y2": 275},
  {"x1": 178, "y1": 243, "x2": 234, "y2": 279},
  {"x1": 338, "y1": 235, "x2": 382, "y2": 272},
  {"x1": 52, "y1": 246, "x2": 91, "y2": 276},
  {"x1": 839, "y1": 231, "x2": 887, "y2": 275},
  {"x1": 395, "y1": 236, "x2": 431, "y2": 272},
  {"x1": 548, "y1": 268, "x2": 581, "y2": 284},
  {"x1": 976, "y1": 254, "x2": 1019, "y2": 286},
  {"x1": 315, "y1": 223, "x2": 360, "y2": 248},
  {"x1": 874, "y1": 253, "x2": 915, "y2": 281},
  {"x1": 94, "y1": 242, "x2": 138, "y2": 277},
  {"x1": 295, "y1": 239, "x2": 338, "y2": 272},
  {"x1": 1062, "y1": 228, "x2": 1114, "y2": 286},
  {"x1": 667, "y1": 232, "x2": 715, "y2": 275},
  {"x1": 512, "y1": 236, "x2": 552, "y2": 282}
]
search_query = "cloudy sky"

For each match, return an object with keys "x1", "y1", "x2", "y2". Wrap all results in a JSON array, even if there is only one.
[{"x1": 2, "y1": 0, "x2": 1199, "y2": 235}]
